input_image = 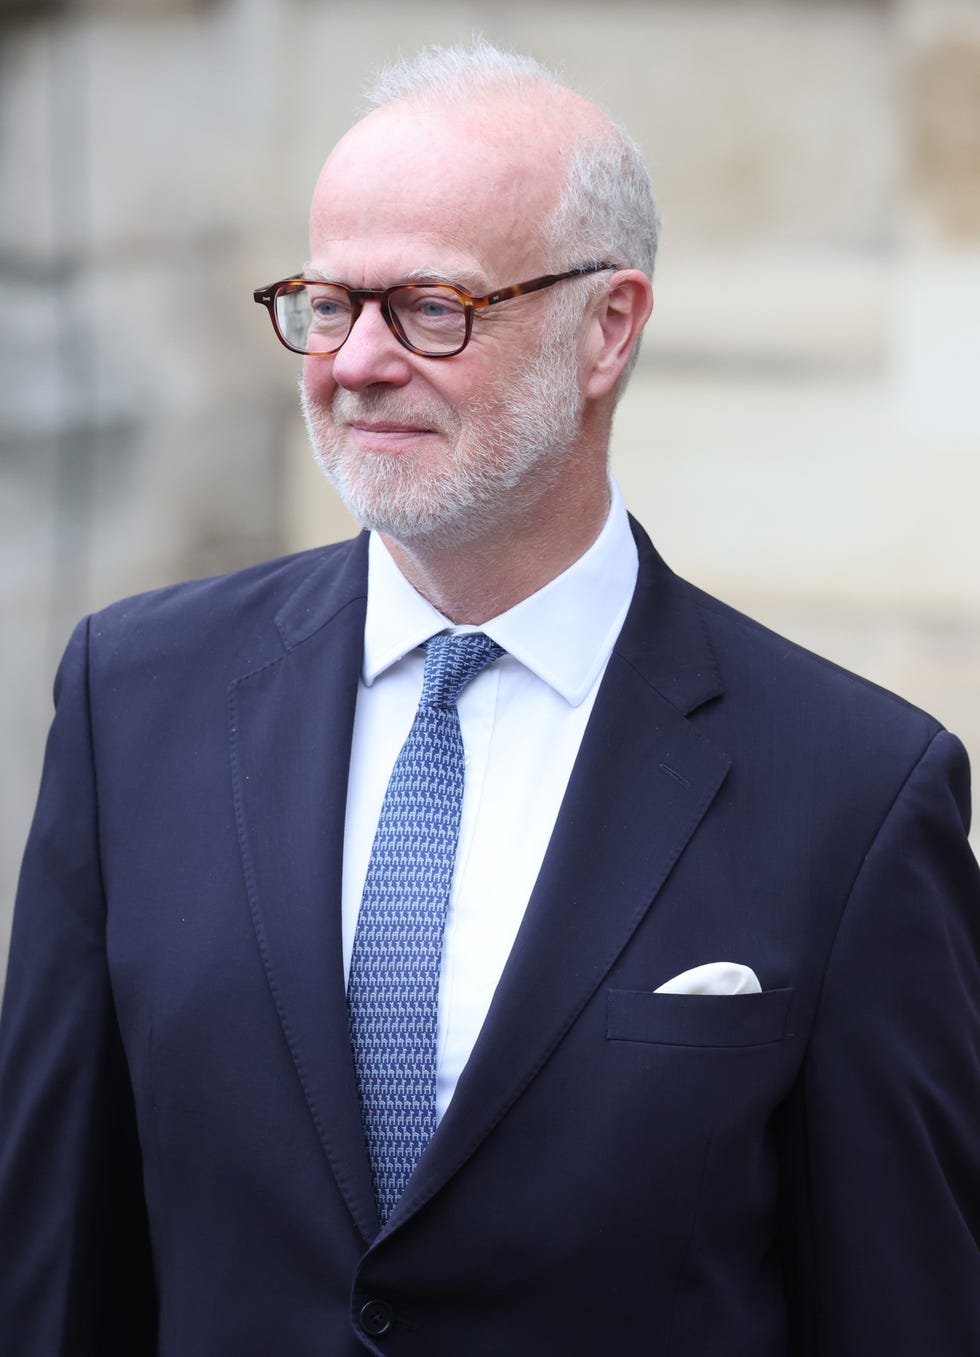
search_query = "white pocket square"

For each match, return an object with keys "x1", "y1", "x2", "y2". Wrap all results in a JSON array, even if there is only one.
[{"x1": 654, "y1": 962, "x2": 761, "y2": 996}]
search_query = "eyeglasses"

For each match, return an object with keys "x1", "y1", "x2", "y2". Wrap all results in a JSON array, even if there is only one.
[{"x1": 252, "y1": 262, "x2": 618, "y2": 359}]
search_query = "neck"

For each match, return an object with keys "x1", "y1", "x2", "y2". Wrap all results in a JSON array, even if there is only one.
[{"x1": 381, "y1": 474, "x2": 612, "y2": 625}]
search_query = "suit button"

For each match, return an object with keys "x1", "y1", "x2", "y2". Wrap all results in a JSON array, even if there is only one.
[{"x1": 360, "y1": 1299, "x2": 395, "y2": 1336}]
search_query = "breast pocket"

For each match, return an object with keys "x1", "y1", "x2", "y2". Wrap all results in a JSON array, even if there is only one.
[{"x1": 606, "y1": 987, "x2": 793, "y2": 1047}]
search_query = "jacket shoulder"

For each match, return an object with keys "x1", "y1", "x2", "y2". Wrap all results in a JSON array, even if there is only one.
[
  {"x1": 684, "y1": 577, "x2": 947, "y2": 770},
  {"x1": 82, "y1": 535, "x2": 367, "y2": 679}
]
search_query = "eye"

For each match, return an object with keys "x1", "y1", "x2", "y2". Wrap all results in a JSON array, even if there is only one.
[
  {"x1": 387, "y1": 285, "x2": 470, "y2": 354},
  {"x1": 417, "y1": 296, "x2": 462, "y2": 319},
  {"x1": 404, "y1": 290, "x2": 465, "y2": 321},
  {"x1": 308, "y1": 288, "x2": 351, "y2": 323}
]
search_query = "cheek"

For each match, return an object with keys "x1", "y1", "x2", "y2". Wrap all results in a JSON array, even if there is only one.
[
  {"x1": 434, "y1": 350, "x2": 510, "y2": 413},
  {"x1": 302, "y1": 355, "x2": 336, "y2": 403}
]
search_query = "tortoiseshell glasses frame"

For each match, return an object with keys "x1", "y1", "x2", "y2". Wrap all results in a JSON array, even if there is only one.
[{"x1": 252, "y1": 261, "x2": 619, "y2": 359}]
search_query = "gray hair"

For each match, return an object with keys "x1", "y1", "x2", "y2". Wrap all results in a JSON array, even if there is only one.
[
  {"x1": 364, "y1": 42, "x2": 660, "y2": 280},
  {"x1": 366, "y1": 41, "x2": 553, "y2": 108}
]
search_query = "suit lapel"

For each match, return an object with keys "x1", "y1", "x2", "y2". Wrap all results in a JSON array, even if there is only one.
[
  {"x1": 227, "y1": 523, "x2": 731, "y2": 1242},
  {"x1": 391, "y1": 523, "x2": 731, "y2": 1228},
  {"x1": 228, "y1": 535, "x2": 380, "y2": 1242}
]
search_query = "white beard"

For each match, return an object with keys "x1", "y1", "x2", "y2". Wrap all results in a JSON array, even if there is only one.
[{"x1": 300, "y1": 323, "x2": 586, "y2": 549}]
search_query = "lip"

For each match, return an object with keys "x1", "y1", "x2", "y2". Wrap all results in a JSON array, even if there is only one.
[{"x1": 347, "y1": 420, "x2": 438, "y2": 452}]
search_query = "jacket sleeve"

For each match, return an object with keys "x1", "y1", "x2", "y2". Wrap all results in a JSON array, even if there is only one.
[
  {"x1": 784, "y1": 728, "x2": 980, "y2": 1354},
  {"x1": 0, "y1": 618, "x2": 157, "y2": 1355}
]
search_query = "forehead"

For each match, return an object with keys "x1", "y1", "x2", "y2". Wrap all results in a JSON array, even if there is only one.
[{"x1": 309, "y1": 101, "x2": 564, "y2": 286}]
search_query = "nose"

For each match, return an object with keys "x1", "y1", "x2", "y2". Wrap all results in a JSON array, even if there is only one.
[{"x1": 328, "y1": 300, "x2": 414, "y2": 392}]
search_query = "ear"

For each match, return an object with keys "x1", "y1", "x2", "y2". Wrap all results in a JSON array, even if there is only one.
[{"x1": 582, "y1": 270, "x2": 654, "y2": 400}]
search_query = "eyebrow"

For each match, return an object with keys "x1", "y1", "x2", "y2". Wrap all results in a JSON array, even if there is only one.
[
  {"x1": 301, "y1": 263, "x2": 333, "y2": 283},
  {"x1": 403, "y1": 264, "x2": 488, "y2": 293},
  {"x1": 301, "y1": 261, "x2": 489, "y2": 294}
]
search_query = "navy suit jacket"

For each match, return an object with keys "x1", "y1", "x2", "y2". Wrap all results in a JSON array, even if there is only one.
[{"x1": 1, "y1": 521, "x2": 978, "y2": 1355}]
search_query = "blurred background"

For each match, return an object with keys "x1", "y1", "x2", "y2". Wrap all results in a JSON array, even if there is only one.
[{"x1": 2, "y1": 0, "x2": 979, "y2": 984}]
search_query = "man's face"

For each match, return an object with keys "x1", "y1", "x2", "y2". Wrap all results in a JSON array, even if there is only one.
[{"x1": 300, "y1": 103, "x2": 589, "y2": 548}]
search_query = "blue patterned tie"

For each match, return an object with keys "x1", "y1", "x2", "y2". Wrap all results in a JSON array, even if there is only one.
[{"x1": 347, "y1": 631, "x2": 505, "y2": 1225}]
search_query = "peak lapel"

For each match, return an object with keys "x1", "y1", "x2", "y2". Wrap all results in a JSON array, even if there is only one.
[
  {"x1": 390, "y1": 525, "x2": 731, "y2": 1227},
  {"x1": 228, "y1": 535, "x2": 380, "y2": 1242}
]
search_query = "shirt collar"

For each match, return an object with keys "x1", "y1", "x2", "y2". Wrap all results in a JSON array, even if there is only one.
[{"x1": 362, "y1": 479, "x2": 639, "y2": 707}]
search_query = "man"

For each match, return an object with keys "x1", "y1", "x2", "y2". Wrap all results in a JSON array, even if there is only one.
[{"x1": 0, "y1": 41, "x2": 978, "y2": 1357}]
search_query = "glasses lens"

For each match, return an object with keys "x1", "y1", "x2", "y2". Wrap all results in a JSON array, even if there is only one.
[
  {"x1": 390, "y1": 285, "x2": 467, "y2": 355},
  {"x1": 275, "y1": 283, "x2": 351, "y2": 354}
]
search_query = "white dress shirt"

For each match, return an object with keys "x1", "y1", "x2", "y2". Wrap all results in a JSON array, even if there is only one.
[{"x1": 342, "y1": 481, "x2": 639, "y2": 1120}]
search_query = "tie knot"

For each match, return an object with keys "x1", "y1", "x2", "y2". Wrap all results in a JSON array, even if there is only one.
[{"x1": 420, "y1": 632, "x2": 505, "y2": 710}]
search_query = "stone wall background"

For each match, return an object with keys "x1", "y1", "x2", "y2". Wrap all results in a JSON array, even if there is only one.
[{"x1": 2, "y1": 0, "x2": 979, "y2": 983}]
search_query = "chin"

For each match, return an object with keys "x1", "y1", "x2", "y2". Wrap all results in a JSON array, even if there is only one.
[{"x1": 313, "y1": 441, "x2": 509, "y2": 548}]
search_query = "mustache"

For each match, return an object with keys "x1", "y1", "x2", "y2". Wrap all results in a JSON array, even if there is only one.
[{"x1": 326, "y1": 390, "x2": 456, "y2": 434}]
